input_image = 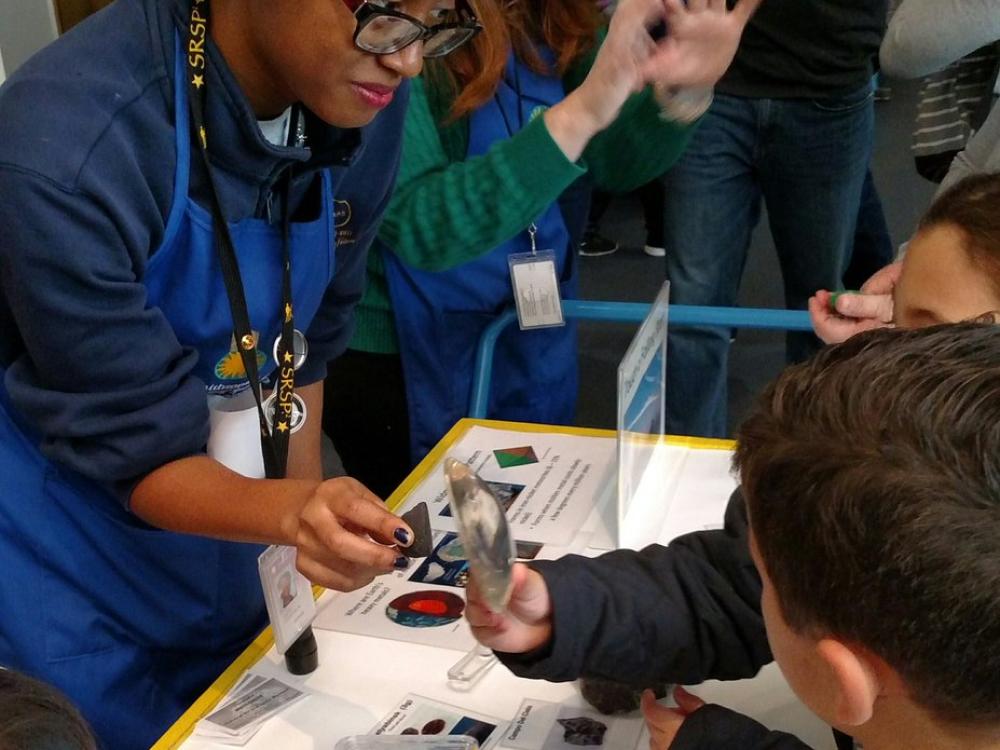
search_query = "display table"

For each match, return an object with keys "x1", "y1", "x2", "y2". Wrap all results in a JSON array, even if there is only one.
[{"x1": 154, "y1": 420, "x2": 835, "y2": 750}]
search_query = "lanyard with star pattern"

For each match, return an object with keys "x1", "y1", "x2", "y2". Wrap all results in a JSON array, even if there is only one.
[{"x1": 187, "y1": 0, "x2": 296, "y2": 478}]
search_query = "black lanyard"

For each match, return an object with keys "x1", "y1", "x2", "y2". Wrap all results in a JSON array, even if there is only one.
[{"x1": 187, "y1": 0, "x2": 295, "y2": 479}]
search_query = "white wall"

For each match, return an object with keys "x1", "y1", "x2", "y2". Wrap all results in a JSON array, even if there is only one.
[
  {"x1": 0, "y1": 0, "x2": 58, "y2": 79},
  {"x1": 0, "y1": 45, "x2": 6, "y2": 85}
]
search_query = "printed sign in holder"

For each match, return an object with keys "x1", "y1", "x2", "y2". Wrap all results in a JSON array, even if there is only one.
[{"x1": 597, "y1": 282, "x2": 682, "y2": 550}]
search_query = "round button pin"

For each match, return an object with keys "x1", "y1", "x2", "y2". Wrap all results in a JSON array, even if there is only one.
[
  {"x1": 272, "y1": 329, "x2": 308, "y2": 371},
  {"x1": 262, "y1": 392, "x2": 307, "y2": 435}
]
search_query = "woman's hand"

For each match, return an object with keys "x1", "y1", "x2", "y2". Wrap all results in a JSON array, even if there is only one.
[
  {"x1": 809, "y1": 261, "x2": 901, "y2": 345},
  {"x1": 465, "y1": 563, "x2": 554, "y2": 653},
  {"x1": 287, "y1": 477, "x2": 413, "y2": 592},
  {"x1": 545, "y1": 0, "x2": 667, "y2": 160},
  {"x1": 641, "y1": 687, "x2": 707, "y2": 750},
  {"x1": 642, "y1": 0, "x2": 763, "y2": 90}
]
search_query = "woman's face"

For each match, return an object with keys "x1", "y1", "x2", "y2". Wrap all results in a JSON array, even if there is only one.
[
  {"x1": 893, "y1": 223, "x2": 1000, "y2": 328},
  {"x1": 242, "y1": 0, "x2": 457, "y2": 127}
]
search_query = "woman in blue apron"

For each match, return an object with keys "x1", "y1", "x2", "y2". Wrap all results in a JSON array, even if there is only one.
[
  {"x1": 0, "y1": 0, "x2": 479, "y2": 746},
  {"x1": 325, "y1": 0, "x2": 761, "y2": 498}
]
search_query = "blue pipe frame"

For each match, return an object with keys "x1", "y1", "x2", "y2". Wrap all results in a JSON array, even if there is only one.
[{"x1": 469, "y1": 300, "x2": 813, "y2": 419}]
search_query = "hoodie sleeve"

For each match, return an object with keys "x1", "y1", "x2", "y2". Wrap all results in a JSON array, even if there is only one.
[
  {"x1": 669, "y1": 705, "x2": 817, "y2": 750},
  {"x1": 498, "y1": 490, "x2": 772, "y2": 685}
]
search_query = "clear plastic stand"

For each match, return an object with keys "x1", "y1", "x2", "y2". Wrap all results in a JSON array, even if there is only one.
[{"x1": 447, "y1": 644, "x2": 498, "y2": 691}]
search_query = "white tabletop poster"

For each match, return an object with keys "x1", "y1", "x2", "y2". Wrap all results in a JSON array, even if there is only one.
[
  {"x1": 315, "y1": 426, "x2": 615, "y2": 650},
  {"x1": 395, "y1": 426, "x2": 616, "y2": 547}
]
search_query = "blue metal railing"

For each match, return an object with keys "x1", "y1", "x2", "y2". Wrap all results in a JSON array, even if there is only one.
[{"x1": 469, "y1": 300, "x2": 813, "y2": 419}]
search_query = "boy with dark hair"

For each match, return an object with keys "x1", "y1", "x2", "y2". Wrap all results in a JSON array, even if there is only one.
[
  {"x1": 470, "y1": 324, "x2": 1000, "y2": 749},
  {"x1": 0, "y1": 669, "x2": 98, "y2": 750}
]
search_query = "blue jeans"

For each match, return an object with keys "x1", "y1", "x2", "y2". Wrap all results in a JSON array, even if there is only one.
[{"x1": 661, "y1": 87, "x2": 874, "y2": 437}]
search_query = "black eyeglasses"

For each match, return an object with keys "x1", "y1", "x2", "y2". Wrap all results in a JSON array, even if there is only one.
[{"x1": 352, "y1": 1, "x2": 482, "y2": 58}]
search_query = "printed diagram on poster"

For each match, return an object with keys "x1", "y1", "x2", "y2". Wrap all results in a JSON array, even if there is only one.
[
  {"x1": 313, "y1": 531, "x2": 547, "y2": 649},
  {"x1": 395, "y1": 426, "x2": 616, "y2": 546},
  {"x1": 372, "y1": 694, "x2": 508, "y2": 750},
  {"x1": 504, "y1": 700, "x2": 644, "y2": 750},
  {"x1": 314, "y1": 573, "x2": 476, "y2": 652}
]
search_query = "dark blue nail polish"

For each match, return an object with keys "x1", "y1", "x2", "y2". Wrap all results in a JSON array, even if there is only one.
[
  {"x1": 394, "y1": 527, "x2": 411, "y2": 546},
  {"x1": 394, "y1": 556, "x2": 410, "y2": 570}
]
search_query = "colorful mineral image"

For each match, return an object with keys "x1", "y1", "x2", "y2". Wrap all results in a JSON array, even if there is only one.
[
  {"x1": 556, "y1": 717, "x2": 607, "y2": 747},
  {"x1": 385, "y1": 590, "x2": 466, "y2": 628},
  {"x1": 450, "y1": 716, "x2": 499, "y2": 746},
  {"x1": 493, "y1": 446, "x2": 539, "y2": 469},
  {"x1": 410, "y1": 533, "x2": 470, "y2": 589}
]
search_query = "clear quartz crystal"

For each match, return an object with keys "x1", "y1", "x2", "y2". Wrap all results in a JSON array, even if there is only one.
[{"x1": 444, "y1": 458, "x2": 516, "y2": 611}]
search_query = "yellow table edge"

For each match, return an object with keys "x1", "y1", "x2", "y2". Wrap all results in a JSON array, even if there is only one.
[{"x1": 152, "y1": 418, "x2": 735, "y2": 749}]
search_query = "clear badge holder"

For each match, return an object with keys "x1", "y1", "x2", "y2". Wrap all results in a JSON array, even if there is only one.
[{"x1": 508, "y1": 224, "x2": 565, "y2": 331}]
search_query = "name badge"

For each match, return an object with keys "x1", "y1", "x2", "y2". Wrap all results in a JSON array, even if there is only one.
[
  {"x1": 258, "y1": 545, "x2": 316, "y2": 654},
  {"x1": 508, "y1": 249, "x2": 565, "y2": 330}
]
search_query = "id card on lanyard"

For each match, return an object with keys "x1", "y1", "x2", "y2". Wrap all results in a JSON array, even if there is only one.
[
  {"x1": 495, "y1": 65, "x2": 566, "y2": 331},
  {"x1": 509, "y1": 224, "x2": 565, "y2": 330}
]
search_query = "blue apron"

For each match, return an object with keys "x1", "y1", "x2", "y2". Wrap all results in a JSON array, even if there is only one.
[
  {"x1": 0, "y1": 45, "x2": 336, "y2": 748},
  {"x1": 383, "y1": 53, "x2": 579, "y2": 464}
]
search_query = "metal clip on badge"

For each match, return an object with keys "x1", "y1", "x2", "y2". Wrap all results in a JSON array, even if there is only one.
[{"x1": 528, "y1": 222, "x2": 538, "y2": 255}]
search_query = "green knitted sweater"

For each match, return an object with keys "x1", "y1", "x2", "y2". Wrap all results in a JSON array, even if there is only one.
[{"x1": 351, "y1": 39, "x2": 697, "y2": 354}]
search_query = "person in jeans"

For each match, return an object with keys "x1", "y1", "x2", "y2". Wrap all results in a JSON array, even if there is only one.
[{"x1": 660, "y1": 0, "x2": 886, "y2": 438}]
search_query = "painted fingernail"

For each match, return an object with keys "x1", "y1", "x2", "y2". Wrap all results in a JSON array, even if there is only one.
[
  {"x1": 394, "y1": 556, "x2": 410, "y2": 570},
  {"x1": 394, "y1": 527, "x2": 412, "y2": 546}
]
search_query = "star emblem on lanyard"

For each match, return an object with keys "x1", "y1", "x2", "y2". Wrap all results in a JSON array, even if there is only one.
[
  {"x1": 276, "y1": 421, "x2": 290, "y2": 434},
  {"x1": 283, "y1": 351, "x2": 294, "y2": 364},
  {"x1": 192, "y1": 74, "x2": 205, "y2": 89}
]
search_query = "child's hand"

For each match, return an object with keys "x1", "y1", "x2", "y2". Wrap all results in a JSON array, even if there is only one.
[
  {"x1": 465, "y1": 563, "x2": 553, "y2": 654},
  {"x1": 809, "y1": 261, "x2": 901, "y2": 344},
  {"x1": 641, "y1": 686, "x2": 706, "y2": 750}
]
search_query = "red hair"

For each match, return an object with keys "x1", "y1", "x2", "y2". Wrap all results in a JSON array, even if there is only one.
[{"x1": 427, "y1": 0, "x2": 603, "y2": 121}]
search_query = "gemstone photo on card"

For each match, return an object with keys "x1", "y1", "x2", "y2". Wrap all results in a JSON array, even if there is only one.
[
  {"x1": 451, "y1": 717, "x2": 500, "y2": 746},
  {"x1": 493, "y1": 446, "x2": 538, "y2": 469},
  {"x1": 410, "y1": 533, "x2": 470, "y2": 588},
  {"x1": 556, "y1": 717, "x2": 607, "y2": 747},
  {"x1": 385, "y1": 590, "x2": 466, "y2": 628}
]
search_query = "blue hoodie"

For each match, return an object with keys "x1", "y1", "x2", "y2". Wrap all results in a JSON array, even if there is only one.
[{"x1": 0, "y1": 0, "x2": 408, "y2": 502}]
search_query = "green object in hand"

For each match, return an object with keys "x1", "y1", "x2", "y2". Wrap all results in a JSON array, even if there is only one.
[{"x1": 829, "y1": 290, "x2": 860, "y2": 312}]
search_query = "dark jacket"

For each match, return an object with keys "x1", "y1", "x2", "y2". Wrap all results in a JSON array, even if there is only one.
[{"x1": 500, "y1": 490, "x2": 819, "y2": 749}]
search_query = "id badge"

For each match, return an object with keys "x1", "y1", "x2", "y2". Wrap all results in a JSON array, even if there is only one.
[
  {"x1": 508, "y1": 250, "x2": 565, "y2": 330},
  {"x1": 258, "y1": 545, "x2": 316, "y2": 654}
]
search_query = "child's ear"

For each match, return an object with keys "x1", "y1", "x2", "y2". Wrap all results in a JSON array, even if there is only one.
[{"x1": 816, "y1": 638, "x2": 880, "y2": 727}]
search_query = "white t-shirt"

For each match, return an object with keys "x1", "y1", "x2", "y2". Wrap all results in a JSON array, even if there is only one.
[{"x1": 258, "y1": 107, "x2": 293, "y2": 147}]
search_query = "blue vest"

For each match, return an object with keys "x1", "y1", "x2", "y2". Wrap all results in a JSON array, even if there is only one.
[
  {"x1": 382, "y1": 53, "x2": 580, "y2": 464},
  {"x1": 0, "y1": 45, "x2": 337, "y2": 748}
]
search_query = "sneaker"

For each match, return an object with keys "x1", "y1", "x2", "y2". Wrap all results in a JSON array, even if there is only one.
[
  {"x1": 579, "y1": 231, "x2": 619, "y2": 257},
  {"x1": 643, "y1": 244, "x2": 666, "y2": 257}
]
